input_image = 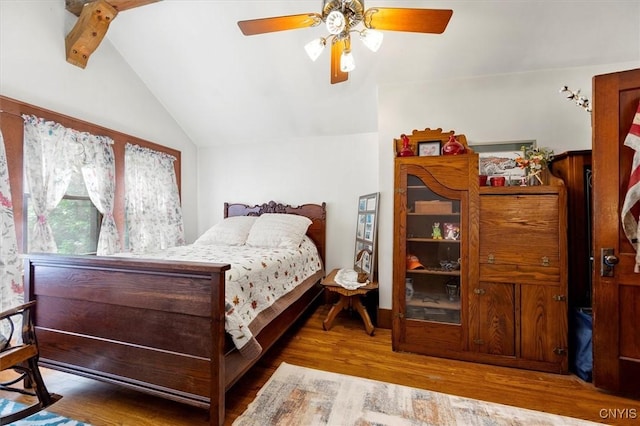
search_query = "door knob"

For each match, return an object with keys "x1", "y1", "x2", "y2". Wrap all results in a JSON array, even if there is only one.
[
  {"x1": 604, "y1": 254, "x2": 619, "y2": 266},
  {"x1": 601, "y1": 248, "x2": 618, "y2": 277}
]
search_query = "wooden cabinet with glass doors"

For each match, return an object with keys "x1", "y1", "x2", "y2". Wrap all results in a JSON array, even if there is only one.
[
  {"x1": 392, "y1": 128, "x2": 568, "y2": 374},
  {"x1": 392, "y1": 129, "x2": 479, "y2": 358}
]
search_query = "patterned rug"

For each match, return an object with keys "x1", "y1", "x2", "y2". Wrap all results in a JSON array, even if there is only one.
[
  {"x1": 234, "y1": 362, "x2": 600, "y2": 425},
  {"x1": 0, "y1": 398, "x2": 89, "y2": 425}
]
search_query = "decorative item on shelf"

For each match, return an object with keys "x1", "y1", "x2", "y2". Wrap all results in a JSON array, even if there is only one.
[
  {"x1": 443, "y1": 223, "x2": 460, "y2": 240},
  {"x1": 490, "y1": 176, "x2": 506, "y2": 187},
  {"x1": 441, "y1": 135, "x2": 466, "y2": 155},
  {"x1": 445, "y1": 278, "x2": 460, "y2": 301},
  {"x1": 355, "y1": 248, "x2": 371, "y2": 283},
  {"x1": 439, "y1": 258, "x2": 461, "y2": 271},
  {"x1": 431, "y1": 222, "x2": 443, "y2": 239},
  {"x1": 398, "y1": 134, "x2": 415, "y2": 157},
  {"x1": 405, "y1": 278, "x2": 414, "y2": 302},
  {"x1": 406, "y1": 254, "x2": 425, "y2": 270},
  {"x1": 515, "y1": 145, "x2": 554, "y2": 185}
]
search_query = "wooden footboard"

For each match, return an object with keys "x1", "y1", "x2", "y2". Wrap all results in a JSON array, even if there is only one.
[{"x1": 24, "y1": 254, "x2": 230, "y2": 425}]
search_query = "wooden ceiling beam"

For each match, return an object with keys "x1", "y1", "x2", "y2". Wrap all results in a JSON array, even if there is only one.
[
  {"x1": 65, "y1": 0, "x2": 159, "y2": 69},
  {"x1": 66, "y1": 0, "x2": 159, "y2": 17}
]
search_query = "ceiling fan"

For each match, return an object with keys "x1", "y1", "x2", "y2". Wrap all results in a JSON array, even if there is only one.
[{"x1": 237, "y1": 0, "x2": 453, "y2": 84}]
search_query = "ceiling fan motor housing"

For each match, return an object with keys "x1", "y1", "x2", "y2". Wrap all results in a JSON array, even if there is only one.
[{"x1": 322, "y1": 0, "x2": 364, "y2": 30}]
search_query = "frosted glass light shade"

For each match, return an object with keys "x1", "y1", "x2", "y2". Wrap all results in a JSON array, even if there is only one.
[
  {"x1": 340, "y1": 49, "x2": 355, "y2": 72},
  {"x1": 360, "y1": 29, "x2": 383, "y2": 52},
  {"x1": 304, "y1": 38, "x2": 326, "y2": 61}
]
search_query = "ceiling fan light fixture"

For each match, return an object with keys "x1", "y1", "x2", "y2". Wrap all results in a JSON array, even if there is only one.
[
  {"x1": 340, "y1": 49, "x2": 355, "y2": 72},
  {"x1": 360, "y1": 28, "x2": 383, "y2": 52},
  {"x1": 304, "y1": 37, "x2": 326, "y2": 61},
  {"x1": 326, "y1": 10, "x2": 346, "y2": 34}
]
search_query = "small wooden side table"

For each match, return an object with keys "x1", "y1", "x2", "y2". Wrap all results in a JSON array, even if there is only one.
[{"x1": 321, "y1": 268, "x2": 378, "y2": 336}]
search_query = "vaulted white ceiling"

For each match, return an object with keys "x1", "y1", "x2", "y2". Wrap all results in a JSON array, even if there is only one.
[{"x1": 100, "y1": 1, "x2": 639, "y2": 146}]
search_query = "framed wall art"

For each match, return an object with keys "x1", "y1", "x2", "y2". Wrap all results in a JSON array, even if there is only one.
[
  {"x1": 470, "y1": 140, "x2": 536, "y2": 182},
  {"x1": 417, "y1": 141, "x2": 441, "y2": 157}
]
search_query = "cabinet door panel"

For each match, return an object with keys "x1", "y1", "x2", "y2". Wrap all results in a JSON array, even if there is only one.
[
  {"x1": 469, "y1": 282, "x2": 515, "y2": 356},
  {"x1": 480, "y1": 195, "x2": 559, "y2": 268},
  {"x1": 520, "y1": 284, "x2": 568, "y2": 368}
]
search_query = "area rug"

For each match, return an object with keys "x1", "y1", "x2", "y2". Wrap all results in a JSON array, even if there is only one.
[
  {"x1": 233, "y1": 362, "x2": 600, "y2": 425},
  {"x1": 0, "y1": 398, "x2": 90, "y2": 425}
]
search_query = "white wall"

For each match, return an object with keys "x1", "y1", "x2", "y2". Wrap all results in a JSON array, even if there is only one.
[
  {"x1": 197, "y1": 133, "x2": 378, "y2": 271},
  {"x1": 375, "y1": 62, "x2": 640, "y2": 309},
  {"x1": 0, "y1": 1, "x2": 199, "y2": 241}
]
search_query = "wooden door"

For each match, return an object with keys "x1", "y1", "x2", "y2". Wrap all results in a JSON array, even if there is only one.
[{"x1": 592, "y1": 68, "x2": 640, "y2": 394}]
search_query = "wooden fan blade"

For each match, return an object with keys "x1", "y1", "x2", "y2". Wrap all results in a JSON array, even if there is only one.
[
  {"x1": 238, "y1": 13, "x2": 322, "y2": 35},
  {"x1": 330, "y1": 40, "x2": 348, "y2": 85},
  {"x1": 364, "y1": 8, "x2": 453, "y2": 34}
]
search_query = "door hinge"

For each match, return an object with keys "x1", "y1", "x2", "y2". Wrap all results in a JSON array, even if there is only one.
[
  {"x1": 395, "y1": 188, "x2": 406, "y2": 194},
  {"x1": 395, "y1": 312, "x2": 404, "y2": 319},
  {"x1": 473, "y1": 338, "x2": 485, "y2": 345},
  {"x1": 473, "y1": 288, "x2": 486, "y2": 295},
  {"x1": 552, "y1": 295, "x2": 567, "y2": 302},
  {"x1": 553, "y1": 347, "x2": 567, "y2": 356}
]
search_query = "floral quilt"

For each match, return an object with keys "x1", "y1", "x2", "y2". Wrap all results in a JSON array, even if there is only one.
[{"x1": 118, "y1": 237, "x2": 323, "y2": 355}]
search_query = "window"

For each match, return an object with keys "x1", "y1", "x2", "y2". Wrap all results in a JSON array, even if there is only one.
[{"x1": 24, "y1": 170, "x2": 101, "y2": 254}]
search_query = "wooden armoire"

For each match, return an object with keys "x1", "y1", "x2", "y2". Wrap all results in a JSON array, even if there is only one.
[{"x1": 592, "y1": 67, "x2": 640, "y2": 394}]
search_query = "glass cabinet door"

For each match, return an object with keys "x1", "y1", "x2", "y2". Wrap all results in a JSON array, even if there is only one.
[{"x1": 404, "y1": 173, "x2": 462, "y2": 324}]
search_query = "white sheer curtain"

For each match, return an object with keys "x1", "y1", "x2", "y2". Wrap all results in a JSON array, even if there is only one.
[
  {"x1": 23, "y1": 115, "x2": 76, "y2": 253},
  {"x1": 77, "y1": 132, "x2": 120, "y2": 255},
  {"x1": 125, "y1": 143, "x2": 184, "y2": 253},
  {"x1": 0, "y1": 130, "x2": 23, "y2": 312}
]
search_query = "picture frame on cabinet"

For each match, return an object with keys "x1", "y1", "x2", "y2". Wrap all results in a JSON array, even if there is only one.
[
  {"x1": 470, "y1": 140, "x2": 536, "y2": 180},
  {"x1": 418, "y1": 140, "x2": 441, "y2": 157}
]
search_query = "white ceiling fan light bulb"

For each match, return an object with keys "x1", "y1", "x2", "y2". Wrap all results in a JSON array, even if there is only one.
[
  {"x1": 304, "y1": 38, "x2": 326, "y2": 61},
  {"x1": 340, "y1": 49, "x2": 355, "y2": 72},
  {"x1": 326, "y1": 10, "x2": 346, "y2": 34},
  {"x1": 360, "y1": 29, "x2": 383, "y2": 52}
]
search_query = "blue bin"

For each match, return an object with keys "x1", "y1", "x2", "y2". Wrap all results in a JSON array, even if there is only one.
[{"x1": 571, "y1": 307, "x2": 593, "y2": 382}]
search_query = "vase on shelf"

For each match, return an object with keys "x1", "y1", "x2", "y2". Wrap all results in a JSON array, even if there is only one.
[
  {"x1": 442, "y1": 135, "x2": 466, "y2": 155},
  {"x1": 398, "y1": 134, "x2": 414, "y2": 157}
]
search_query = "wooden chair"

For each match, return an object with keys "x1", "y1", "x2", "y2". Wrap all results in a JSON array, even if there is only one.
[{"x1": 0, "y1": 301, "x2": 61, "y2": 425}]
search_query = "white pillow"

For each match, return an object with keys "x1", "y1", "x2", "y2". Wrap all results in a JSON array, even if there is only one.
[
  {"x1": 194, "y1": 216, "x2": 258, "y2": 246},
  {"x1": 246, "y1": 213, "x2": 312, "y2": 249}
]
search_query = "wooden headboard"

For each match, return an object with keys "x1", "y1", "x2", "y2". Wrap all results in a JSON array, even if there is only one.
[{"x1": 224, "y1": 201, "x2": 327, "y2": 264}]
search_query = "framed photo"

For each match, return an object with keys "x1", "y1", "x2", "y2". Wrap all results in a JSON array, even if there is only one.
[
  {"x1": 470, "y1": 140, "x2": 536, "y2": 181},
  {"x1": 354, "y1": 192, "x2": 379, "y2": 280},
  {"x1": 417, "y1": 141, "x2": 441, "y2": 157}
]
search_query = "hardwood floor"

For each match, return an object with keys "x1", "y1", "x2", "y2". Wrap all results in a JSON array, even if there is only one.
[{"x1": 2, "y1": 303, "x2": 639, "y2": 425}]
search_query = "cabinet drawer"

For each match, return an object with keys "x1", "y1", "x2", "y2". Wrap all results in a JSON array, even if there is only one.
[
  {"x1": 480, "y1": 195, "x2": 559, "y2": 268},
  {"x1": 479, "y1": 264, "x2": 560, "y2": 285}
]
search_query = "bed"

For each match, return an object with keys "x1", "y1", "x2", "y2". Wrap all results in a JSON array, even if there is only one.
[{"x1": 23, "y1": 201, "x2": 327, "y2": 425}]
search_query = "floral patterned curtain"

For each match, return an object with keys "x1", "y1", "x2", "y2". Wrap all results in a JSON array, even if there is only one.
[
  {"x1": 23, "y1": 115, "x2": 76, "y2": 253},
  {"x1": 23, "y1": 115, "x2": 121, "y2": 254},
  {"x1": 125, "y1": 143, "x2": 184, "y2": 253},
  {"x1": 0, "y1": 130, "x2": 23, "y2": 312},
  {"x1": 77, "y1": 132, "x2": 120, "y2": 255}
]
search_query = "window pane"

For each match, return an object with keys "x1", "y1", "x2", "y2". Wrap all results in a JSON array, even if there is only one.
[{"x1": 25, "y1": 170, "x2": 100, "y2": 255}]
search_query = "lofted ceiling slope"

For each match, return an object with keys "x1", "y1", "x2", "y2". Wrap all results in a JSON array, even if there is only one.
[{"x1": 88, "y1": 1, "x2": 639, "y2": 147}]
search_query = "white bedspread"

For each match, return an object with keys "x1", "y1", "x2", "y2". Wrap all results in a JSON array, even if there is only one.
[{"x1": 117, "y1": 236, "x2": 323, "y2": 355}]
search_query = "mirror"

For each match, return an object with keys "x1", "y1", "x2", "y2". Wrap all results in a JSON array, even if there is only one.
[{"x1": 354, "y1": 192, "x2": 379, "y2": 282}]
